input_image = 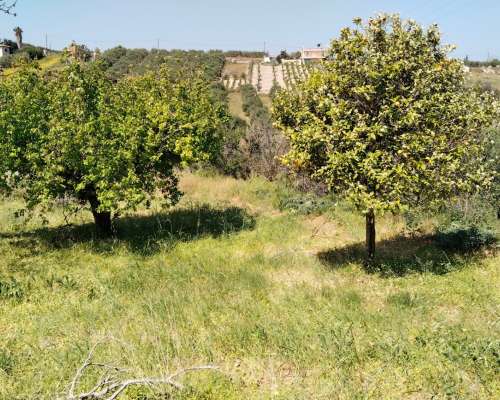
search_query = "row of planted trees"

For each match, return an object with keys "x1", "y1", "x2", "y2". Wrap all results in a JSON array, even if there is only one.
[{"x1": 1, "y1": 14, "x2": 499, "y2": 259}]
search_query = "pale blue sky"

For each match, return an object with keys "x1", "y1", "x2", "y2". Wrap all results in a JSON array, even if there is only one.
[{"x1": 0, "y1": 0, "x2": 498, "y2": 60}]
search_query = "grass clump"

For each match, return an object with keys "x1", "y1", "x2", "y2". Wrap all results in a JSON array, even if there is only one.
[
  {"x1": 0, "y1": 276, "x2": 24, "y2": 301},
  {"x1": 0, "y1": 349, "x2": 15, "y2": 375}
]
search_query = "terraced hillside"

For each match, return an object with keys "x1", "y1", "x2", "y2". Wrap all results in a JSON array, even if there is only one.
[{"x1": 223, "y1": 60, "x2": 314, "y2": 94}]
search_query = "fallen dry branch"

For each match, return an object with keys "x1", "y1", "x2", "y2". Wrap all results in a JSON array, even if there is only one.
[{"x1": 62, "y1": 343, "x2": 218, "y2": 400}]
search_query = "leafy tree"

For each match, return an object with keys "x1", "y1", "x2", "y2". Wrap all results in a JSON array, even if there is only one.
[
  {"x1": 276, "y1": 50, "x2": 290, "y2": 64},
  {"x1": 100, "y1": 46, "x2": 128, "y2": 68},
  {"x1": 273, "y1": 14, "x2": 499, "y2": 259},
  {"x1": 0, "y1": 63, "x2": 228, "y2": 234}
]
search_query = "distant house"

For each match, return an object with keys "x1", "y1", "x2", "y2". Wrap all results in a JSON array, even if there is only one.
[
  {"x1": 0, "y1": 42, "x2": 12, "y2": 58},
  {"x1": 65, "y1": 41, "x2": 91, "y2": 62},
  {"x1": 301, "y1": 48, "x2": 327, "y2": 63}
]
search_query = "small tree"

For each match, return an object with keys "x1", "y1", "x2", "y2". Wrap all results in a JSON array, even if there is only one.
[
  {"x1": 273, "y1": 14, "x2": 499, "y2": 259},
  {"x1": 0, "y1": 63, "x2": 227, "y2": 234},
  {"x1": 276, "y1": 50, "x2": 290, "y2": 64}
]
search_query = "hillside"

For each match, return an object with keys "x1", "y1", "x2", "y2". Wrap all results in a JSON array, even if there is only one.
[{"x1": 1, "y1": 53, "x2": 64, "y2": 77}]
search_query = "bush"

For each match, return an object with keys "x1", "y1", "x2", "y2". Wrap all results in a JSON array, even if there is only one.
[
  {"x1": 215, "y1": 117, "x2": 250, "y2": 178},
  {"x1": 10, "y1": 51, "x2": 30, "y2": 67},
  {"x1": 19, "y1": 45, "x2": 44, "y2": 61},
  {"x1": 0, "y1": 54, "x2": 12, "y2": 68},
  {"x1": 404, "y1": 191, "x2": 498, "y2": 236},
  {"x1": 275, "y1": 181, "x2": 335, "y2": 215},
  {"x1": 434, "y1": 224, "x2": 497, "y2": 252},
  {"x1": 239, "y1": 85, "x2": 288, "y2": 180},
  {"x1": 215, "y1": 84, "x2": 288, "y2": 180}
]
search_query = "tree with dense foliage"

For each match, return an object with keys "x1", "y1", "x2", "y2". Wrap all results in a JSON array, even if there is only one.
[
  {"x1": 0, "y1": 63, "x2": 228, "y2": 234},
  {"x1": 273, "y1": 14, "x2": 499, "y2": 259},
  {"x1": 276, "y1": 50, "x2": 290, "y2": 64},
  {"x1": 99, "y1": 47, "x2": 225, "y2": 82}
]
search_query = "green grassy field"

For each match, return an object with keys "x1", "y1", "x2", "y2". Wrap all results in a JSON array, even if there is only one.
[
  {"x1": 1, "y1": 54, "x2": 64, "y2": 77},
  {"x1": 0, "y1": 172, "x2": 498, "y2": 399},
  {"x1": 228, "y1": 91, "x2": 249, "y2": 123}
]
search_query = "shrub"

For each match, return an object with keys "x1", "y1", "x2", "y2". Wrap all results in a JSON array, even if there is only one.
[
  {"x1": 239, "y1": 85, "x2": 288, "y2": 180},
  {"x1": 18, "y1": 45, "x2": 44, "y2": 61},
  {"x1": 10, "y1": 51, "x2": 30, "y2": 66},
  {"x1": 0, "y1": 54, "x2": 12, "y2": 68},
  {"x1": 215, "y1": 117, "x2": 250, "y2": 178},
  {"x1": 434, "y1": 224, "x2": 497, "y2": 252},
  {"x1": 275, "y1": 181, "x2": 335, "y2": 215}
]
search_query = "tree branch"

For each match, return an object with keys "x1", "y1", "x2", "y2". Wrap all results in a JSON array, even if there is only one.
[
  {"x1": 0, "y1": 1, "x2": 17, "y2": 15},
  {"x1": 63, "y1": 343, "x2": 218, "y2": 400}
]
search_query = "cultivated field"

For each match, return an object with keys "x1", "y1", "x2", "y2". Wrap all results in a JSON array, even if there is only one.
[
  {"x1": 223, "y1": 60, "x2": 312, "y2": 94},
  {"x1": 1, "y1": 172, "x2": 498, "y2": 399}
]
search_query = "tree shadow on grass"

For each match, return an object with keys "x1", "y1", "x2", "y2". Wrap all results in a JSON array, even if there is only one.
[
  {"x1": 317, "y1": 234, "x2": 494, "y2": 277},
  {"x1": 0, "y1": 204, "x2": 256, "y2": 256}
]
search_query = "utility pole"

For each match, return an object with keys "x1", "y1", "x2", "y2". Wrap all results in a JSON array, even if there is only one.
[
  {"x1": 157, "y1": 39, "x2": 160, "y2": 50},
  {"x1": 45, "y1": 33, "x2": 48, "y2": 50},
  {"x1": 263, "y1": 41, "x2": 266, "y2": 55}
]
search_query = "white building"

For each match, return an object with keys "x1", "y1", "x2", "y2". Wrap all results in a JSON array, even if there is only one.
[
  {"x1": 0, "y1": 42, "x2": 12, "y2": 58},
  {"x1": 301, "y1": 48, "x2": 327, "y2": 63}
]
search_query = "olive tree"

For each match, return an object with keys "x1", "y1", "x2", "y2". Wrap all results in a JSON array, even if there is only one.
[
  {"x1": 0, "y1": 63, "x2": 227, "y2": 234},
  {"x1": 273, "y1": 15, "x2": 499, "y2": 259}
]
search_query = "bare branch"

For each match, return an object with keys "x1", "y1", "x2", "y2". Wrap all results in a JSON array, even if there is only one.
[
  {"x1": 0, "y1": 1, "x2": 17, "y2": 15},
  {"x1": 68, "y1": 342, "x2": 101, "y2": 398},
  {"x1": 63, "y1": 343, "x2": 218, "y2": 400}
]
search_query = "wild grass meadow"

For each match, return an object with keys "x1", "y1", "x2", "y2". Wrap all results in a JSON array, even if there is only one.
[{"x1": 1, "y1": 172, "x2": 498, "y2": 399}]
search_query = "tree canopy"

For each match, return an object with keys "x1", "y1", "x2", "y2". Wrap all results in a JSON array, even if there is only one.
[
  {"x1": 273, "y1": 14, "x2": 499, "y2": 258},
  {"x1": 0, "y1": 62, "x2": 228, "y2": 233}
]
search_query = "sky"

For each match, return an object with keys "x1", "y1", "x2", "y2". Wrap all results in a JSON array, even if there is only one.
[{"x1": 0, "y1": 0, "x2": 498, "y2": 60}]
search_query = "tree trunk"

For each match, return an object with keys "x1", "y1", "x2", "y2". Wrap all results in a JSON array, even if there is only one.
[
  {"x1": 88, "y1": 194, "x2": 112, "y2": 236},
  {"x1": 366, "y1": 209, "x2": 376, "y2": 261}
]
